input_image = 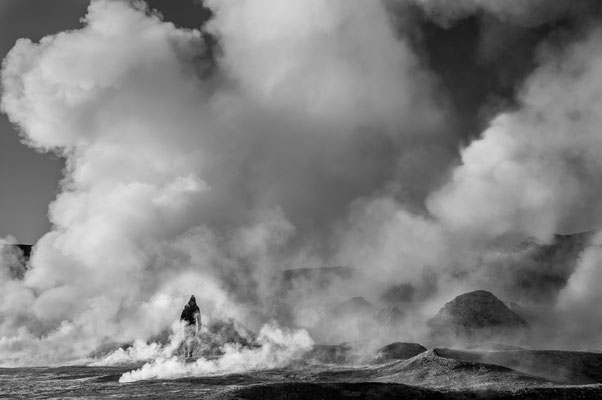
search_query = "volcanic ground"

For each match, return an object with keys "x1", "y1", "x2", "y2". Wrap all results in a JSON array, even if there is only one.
[
  {"x1": 3, "y1": 289, "x2": 602, "y2": 399},
  {"x1": 3, "y1": 344, "x2": 601, "y2": 399}
]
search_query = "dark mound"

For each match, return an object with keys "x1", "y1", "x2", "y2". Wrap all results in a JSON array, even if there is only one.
[
  {"x1": 436, "y1": 348, "x2": 602, "y2": 385},
  {"x1": 374, "y1": 306, "x2": 404, "y2": 326},
  {"x1": 374, "y1": 350, "x2": 550, "y2": 390},
  {"x1": 283, "y1": 349, "x2": 558, "y2": 392},
  {"x1": 376, "y1": 342, "x2": 427, "y2": 361},
  {"x1": 428, "y1": 290, "x2": 529, "y2": 346}
]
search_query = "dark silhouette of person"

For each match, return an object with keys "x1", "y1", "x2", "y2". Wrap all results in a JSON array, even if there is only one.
[{"x1": 180, "y1": 295, "x2": 201, "y2": 357}]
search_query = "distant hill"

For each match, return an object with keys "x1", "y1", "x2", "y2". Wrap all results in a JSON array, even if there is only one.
[{"x1": 427, "y1": 290, "x2": 530, "y2": 347}]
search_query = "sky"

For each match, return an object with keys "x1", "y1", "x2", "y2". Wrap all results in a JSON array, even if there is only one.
[
  {"x1": 0, "y1": 0, "x2": 85, "y2": 243},
  {"x1": 0, "y1": 0, "x2": 212, "y2": 243},
  {"x1": 3, "y1": 0, "x2": 602, "y2": 370}
]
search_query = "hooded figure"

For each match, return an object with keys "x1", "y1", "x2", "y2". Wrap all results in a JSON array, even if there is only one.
[
  {"x1": 180, "y1": 295, "x2": 201, "y2": 358},
  {"x1": 180, "y1": 295, "x2": 201, "y2": 327}
]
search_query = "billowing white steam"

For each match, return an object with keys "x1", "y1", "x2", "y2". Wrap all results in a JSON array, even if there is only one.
[
  {"x1": 119, "y1": 322, "x2": 313, "y2": 382},
  {"x1": 0, "y1": 0, "x2": 442, "y2": 366},
  {"x1": 554, "y1": 230, "x2": 602, "y2": 348},
  {"x1": 206, "y1": 0, "x2": 439, "y2": 131},
  {"x1": 428, "y1": 27, "x2": 602, "y2": 242},
  {"x1": 3, "y1": 0, "x2": 602, "y2": 369},
  {"x1": 1, "y1": 0, "x2": 216, "y2": 365},
  {"x1": 426, "y1": 23, "x2": 602, "y2": 347}
]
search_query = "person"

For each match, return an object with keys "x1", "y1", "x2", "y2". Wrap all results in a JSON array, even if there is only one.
[{"x1": 180, "y1": 295, "x2": 201, "y2": 358}]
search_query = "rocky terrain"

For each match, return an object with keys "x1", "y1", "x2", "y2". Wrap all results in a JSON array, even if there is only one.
[
  {"x1": 5, "y1": 285, "x2": 602, "y2": 399},
  {"x1": 436, "y1": 348, "x2": 602, "y2": 385},
  {"x1": 7, "y1": 344, "x2": 601, "y2": 399},
  {"x1": 205, "y1": 346, "x2": 602, "y2": 399},
  {"x1": 5, "y1": 237, "x2": 602, "y2": 399}
]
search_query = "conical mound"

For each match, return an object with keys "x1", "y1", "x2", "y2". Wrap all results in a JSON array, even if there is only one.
[{"x1": 427, "y1": 290, "x2": 529, "y2": 347}]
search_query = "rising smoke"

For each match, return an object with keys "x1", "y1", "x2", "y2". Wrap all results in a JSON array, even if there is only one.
[{"x1": 1, "y1": 0, "x2": 602, "y2": 373}]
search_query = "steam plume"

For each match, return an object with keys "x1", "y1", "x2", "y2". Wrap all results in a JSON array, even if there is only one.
[
  {"x1": 2, "y1": 0, "x2": 602, "y2": 370},
  {"x1": 428, "y1": 26, "x2": 602, "y2": 242},
  {"x1": 0, "y1": 0, "x2": 444, "y2": 365}
]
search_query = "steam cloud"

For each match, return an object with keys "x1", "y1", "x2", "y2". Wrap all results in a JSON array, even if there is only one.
[
  {"x1": 119, "y1": 322, "x2": 313, "y2": 382},
  {"x1": 1, "y1": 0, "x2": 602, "y2": 373},
  {"x1": 428, "y1": 25, "x2": 602, "y2": 242}
]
